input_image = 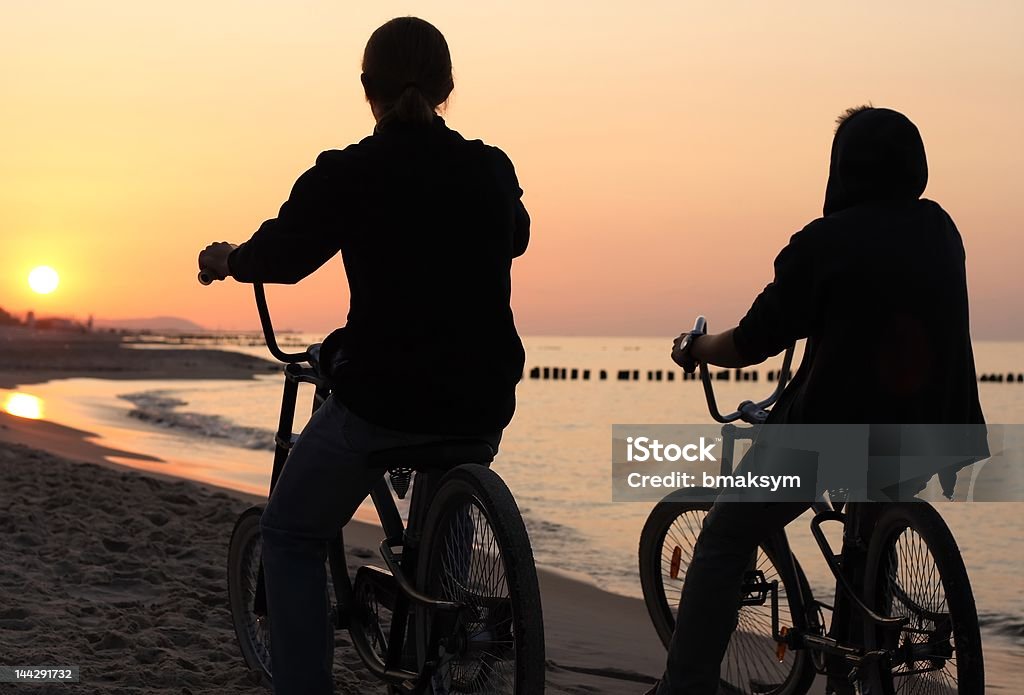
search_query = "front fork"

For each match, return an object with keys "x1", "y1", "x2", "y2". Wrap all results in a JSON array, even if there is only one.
[{"x1": 253, "y1": 366, "x2": 327, "y2": 617}]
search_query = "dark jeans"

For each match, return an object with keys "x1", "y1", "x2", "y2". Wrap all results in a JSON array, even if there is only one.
[
  {"x1": 656, "y1": 499, "x2": 810, "y2": 695},
  {"x1": 259, "y1": 395, "x2": 500, "y2": 695}
]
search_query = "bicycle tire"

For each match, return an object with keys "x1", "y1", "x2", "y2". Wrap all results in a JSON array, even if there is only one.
[
  {"x1": 227, "y1": 505, "x2": 274, "y2": 688},
  {"x1": 416, "y1": 464, "x2": 545, "y2": 694},
  {"x1": 638, "y1": 498, "x2": 817, "y2": 695},
  {"x1": 862, "y1": 502, "x2": 984, "y2": 695}
]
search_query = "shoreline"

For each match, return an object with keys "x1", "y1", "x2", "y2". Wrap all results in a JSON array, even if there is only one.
[
  {"x1": 2, "y1": 345, "x2": 679, "y2": 695},
  {"x1": 0, "y1": 327, "x2": 280, "y2": 390},
  {"x1": 0, "y1": 411, "x2": 673, "y2": 693},
  {"x1": 7, "y1": 383, "x2": 1021, "y2": 691},
  {"x1": 7, "y1": 332, "x2": 1018, "y2": 690}
]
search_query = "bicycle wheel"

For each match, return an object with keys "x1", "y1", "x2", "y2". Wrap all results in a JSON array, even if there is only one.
[
  {"x1": 416, "y1": 464, "x2": 544, "y2": 694},
  {"x1": 638, "y1": 499, "x2": 817, "y2": 695},
  {"x1": 228, "y1": 506, "x2": 336, "y2": 690},
  {"x1": 227, "y1": 505, "x2": 274, "y2": 688},
  {"x1": 862, "y1": 502, "x2": 984, "y2": 695}
]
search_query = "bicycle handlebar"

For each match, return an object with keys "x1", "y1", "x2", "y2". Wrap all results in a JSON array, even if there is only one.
[
  {"x1": 688, "y1": 315, "x2": 795, "y2": 424},
  {"x1": 197, "y1": 268, "x2": 309, "y2": 364},
  {"x1": 252, "y1": 284, "x2": 310, "y2": 363}
]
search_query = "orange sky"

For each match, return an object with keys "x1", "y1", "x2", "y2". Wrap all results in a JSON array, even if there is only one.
[{"x1": 2, "y1": 2, "x2": 1022, "y2": 337}]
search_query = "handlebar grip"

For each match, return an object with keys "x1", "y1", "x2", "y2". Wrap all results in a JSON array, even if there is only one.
[{"x1": 198, "y1": 270, "x2": 216, "y2": 286}]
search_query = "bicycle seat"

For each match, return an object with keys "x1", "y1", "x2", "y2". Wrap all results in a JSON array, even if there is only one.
[
  {"x1": 369, "y1": 440, "x2": 495, "y2": 471},
  {"x1": 306, "y1": 343, "x2": 322, "y2": 369}
]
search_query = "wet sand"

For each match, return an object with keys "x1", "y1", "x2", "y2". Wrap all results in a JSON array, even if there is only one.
[{"x1": 0, "y1": 327, "x2": 279, "y2": 389}]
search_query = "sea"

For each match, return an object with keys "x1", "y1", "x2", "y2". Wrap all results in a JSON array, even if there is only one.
[{"x1": 3, "y1": 336, "x2": 1023, "y2": 688}]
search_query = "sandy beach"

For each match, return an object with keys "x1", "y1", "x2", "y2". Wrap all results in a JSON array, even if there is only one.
[
  {"x1": 0, "y1": 411, "x2": 670, "y2": 694},
  {"x1": 0, "y1": 330, "x2": 668, "y2": 694}
]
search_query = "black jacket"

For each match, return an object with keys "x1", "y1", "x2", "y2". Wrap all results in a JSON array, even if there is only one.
[
  {"x1": 733, "y1": 108, "x2": 986, "y2": 432},
  {"x1": 228, "y1": 116, "x2": 528, "y2": 434}
]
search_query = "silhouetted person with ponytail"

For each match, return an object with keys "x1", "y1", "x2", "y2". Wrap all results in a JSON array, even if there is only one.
[{"x1": 197, "y1": 17, "x2": 529, "y2": 694}]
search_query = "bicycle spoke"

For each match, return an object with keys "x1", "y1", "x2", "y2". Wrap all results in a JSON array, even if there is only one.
[
  {"x1": 237, "y1": 531, "x2": 272, "y2": 674},
  {"x1": 430, "y1": 500, "x2": 517, "y2": 694},
  {"x1": 879, "y1": 526, "x2": 959, "y2": 695},
  {"x1": 661, "y1": 518, "x2": 796, "y2": 694},
  {"x1": 661, "y1": 511, "x2": 704, "y2": 619}
]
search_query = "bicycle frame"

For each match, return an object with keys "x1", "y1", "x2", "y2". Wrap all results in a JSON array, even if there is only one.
[
  {"x1": 686, "y1": 315, "x2": 908, "y2": 679},
  {"x1": 248, "y1": 283, "x2": 475, "y2": 691}
]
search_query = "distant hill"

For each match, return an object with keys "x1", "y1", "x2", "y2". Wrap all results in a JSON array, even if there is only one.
[{"x1": 94, "y1": 316, "x2": 206, "y2": 332}]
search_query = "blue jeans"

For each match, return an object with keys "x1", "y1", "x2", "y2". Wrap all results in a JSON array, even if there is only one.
[
  {"x1": 259, "y1": 395, "x2": 501, "y2": 695},
  {"x1": 656, "y1": 500, "x2": 809, "y2": 695}
]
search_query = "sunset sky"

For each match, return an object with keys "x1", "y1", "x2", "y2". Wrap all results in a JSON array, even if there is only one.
[{"x1": 2, "y1": 1, "x2": 1022, "y2": 337}]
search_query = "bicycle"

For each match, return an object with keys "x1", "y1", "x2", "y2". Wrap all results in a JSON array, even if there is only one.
[
  {"x1": 202, "y1": 277, "x2": 544, "y2": 694},
  {"x1": 638, "y1": 316, "x2": 984, "y2": 695}
]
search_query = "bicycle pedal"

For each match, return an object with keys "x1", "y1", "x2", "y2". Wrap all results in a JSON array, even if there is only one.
[
  {"x1": 353, "y1": 566, "x2": 399, "y2": 612},
  {"x1": 739, "y1": 569, "x2": 771, "y2": 606}
]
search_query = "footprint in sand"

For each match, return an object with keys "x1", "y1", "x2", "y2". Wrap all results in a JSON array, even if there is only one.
[
  {"x1": 134, "y1": 646, "x2": 163, "y2": 665},
  {"x1": 13, "y1": 532, "x2": 42, "y2": 547},
  {"x1": 0, "y1": 618, "x2": 34, "y2": 631},
  {"x1": 67, "y1": 579, "x2": 163, "y2": 607},
  {"x1": 159, "y1": 492, "x2": 198, "y2": 506},
  {"x1": 196, "y1": 566, "x2": 221, "y2": 580},
  {"x1": 143, "y1": 511, "x2": 170, "y2": 526},
  {"x1": 93, "y1": 630, "x2": 130, "y2": 651},
  {"x1": 0, "y1": 607, "x2": 32, "y2": 619},
  {"x1": 102, "y1": 537, "x2": 131, "y2": 552}
]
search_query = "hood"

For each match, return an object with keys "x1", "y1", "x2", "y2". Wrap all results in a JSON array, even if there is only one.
[{"x1": 823, "y1": 107, "x2": 928, "y2": 216}]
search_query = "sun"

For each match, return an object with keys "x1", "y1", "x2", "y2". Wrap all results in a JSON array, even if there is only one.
[{"x1": 28, "y1": 266, "x2": 60, "y2": 295}]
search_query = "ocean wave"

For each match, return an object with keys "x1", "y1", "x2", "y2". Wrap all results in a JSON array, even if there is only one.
[
  {"x1": 979, "y1": 613, "x2": 1024, "y2": 644},
  {"x1": 118, "y1": 391, "x2": 275, "y2": 451}
]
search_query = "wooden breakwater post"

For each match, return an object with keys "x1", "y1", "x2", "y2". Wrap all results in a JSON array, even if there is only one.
[
  {"x1": 978, "y1": 373, "x2": 1024, "y2": 383},
  {"x1": 733, "y1": 368, "x2": 758, "y2": 382},
  {"x1": 527, "y1": 366, "x2": 1024, "y2": 385}
]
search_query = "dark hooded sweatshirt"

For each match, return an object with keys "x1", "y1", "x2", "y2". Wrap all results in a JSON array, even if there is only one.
[
  {"x1": 732, "y1": 108, "x2": 986, "y2": 436},
  {"x1": 227, "y1": 116, "x2": 528, "y2": 435}
]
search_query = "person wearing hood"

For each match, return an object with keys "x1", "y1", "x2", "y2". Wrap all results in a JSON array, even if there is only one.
[{"x1": 647, "y1": 106, "x2": 986, "y2": 694}]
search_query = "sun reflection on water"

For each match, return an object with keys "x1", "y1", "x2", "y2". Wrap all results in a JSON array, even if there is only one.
[{"x1": 3, "y1": 393, "x2": 44, "y2": 420}]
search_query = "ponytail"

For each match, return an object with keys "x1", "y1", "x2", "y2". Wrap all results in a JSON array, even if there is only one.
[
  {"x1": 392, "y1": 84, "x2": 436, "y2": 124},
  {"x1": 362, "y1": 17, "x2": 454, "y2": 125}
]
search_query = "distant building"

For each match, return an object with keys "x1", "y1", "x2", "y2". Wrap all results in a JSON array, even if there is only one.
[
  {"x1": 34, "y1": 317, "x2": 85, "y2": 332},
  {"x1": 0, "y1": 306, "x2": 21, "y2": 326}
]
